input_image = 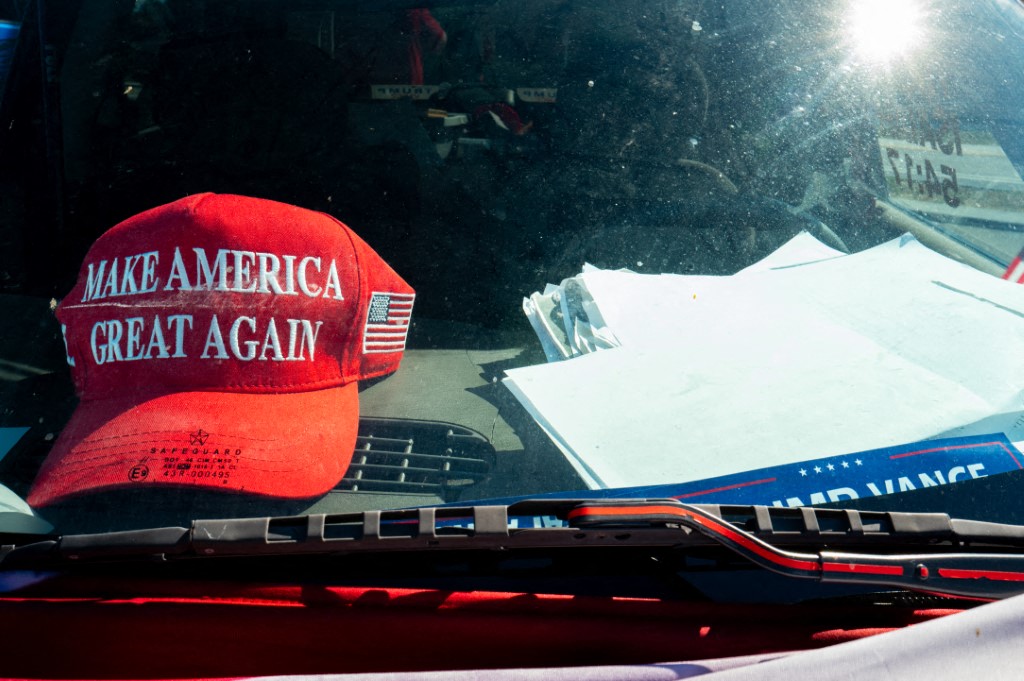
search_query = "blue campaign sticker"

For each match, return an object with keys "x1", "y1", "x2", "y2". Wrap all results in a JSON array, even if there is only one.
[
  {"x1": 624, "y1": 433, "x2": 1023, "y2": 508},
  {"x1": 433, "y1": 434, "x2": 1024, "y2": 529}
]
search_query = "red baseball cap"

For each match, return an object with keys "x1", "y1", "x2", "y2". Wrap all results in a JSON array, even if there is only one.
[{"x1": 28, "y1": 193, "x2": 414, "y2": 507}]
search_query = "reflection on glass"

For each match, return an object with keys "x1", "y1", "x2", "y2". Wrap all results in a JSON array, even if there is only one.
[{"x1": 846, "y1": 0, "x2": 925, "y2": 64}]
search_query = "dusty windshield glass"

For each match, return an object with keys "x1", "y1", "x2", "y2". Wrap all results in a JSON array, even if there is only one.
[{"x1": 0, "y1": 0, "x2": 1022, "y2": 535}]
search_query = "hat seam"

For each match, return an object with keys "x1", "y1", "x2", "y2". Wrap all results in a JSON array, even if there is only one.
[{"x1": 324, "y1": 212, "x2": 367, "y2": 375}]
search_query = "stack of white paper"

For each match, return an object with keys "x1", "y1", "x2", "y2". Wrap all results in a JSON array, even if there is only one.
[
  {"x1": 506, "y1": 232, "x2": 1024, "y2": 489},
  {"x1": 522, "y1": 268, "x2": 621, "y2": 362}
]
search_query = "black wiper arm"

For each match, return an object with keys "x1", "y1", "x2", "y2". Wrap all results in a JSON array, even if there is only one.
[
  {"x1": 569, "y1": 500, "x2": 1024, "y2": 601},
  {"x1": 6, "y1": 499, "x2": 1024, "y2": 600}
]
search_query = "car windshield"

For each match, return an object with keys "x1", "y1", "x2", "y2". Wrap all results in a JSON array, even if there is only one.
[{"x1": 0, "y1": 0, "x2": 1023, "y2": 537}]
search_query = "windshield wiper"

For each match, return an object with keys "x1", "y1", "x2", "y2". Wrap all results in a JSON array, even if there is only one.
[
  {"x1": 567, "y1": 500, "x2": 1024, "y2": 601},
  {"x1": 6, "y1": 499, "x2": 1024, "y2": 600}
]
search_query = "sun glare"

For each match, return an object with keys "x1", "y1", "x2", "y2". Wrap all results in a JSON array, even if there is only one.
[{"x1": 847, "y1": 0, "x2": 925, "y2": 64}]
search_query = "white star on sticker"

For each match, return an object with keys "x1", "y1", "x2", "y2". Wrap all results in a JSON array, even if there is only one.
[
  {"x1": 799, "y1": 468, "x2": 807, "y2": 477},
  {"x1": 827, "y1": 463, "x2": 835, "y2": 471},
  {"x1": 813, "y1": 466, "x2": 822, "y2": 474},
  {"x1": 855, "y1": 459, "x2": 863, "y2": 466},
  {"x1": 841, "y1": 461, "x2": 850, "y2": 468}
]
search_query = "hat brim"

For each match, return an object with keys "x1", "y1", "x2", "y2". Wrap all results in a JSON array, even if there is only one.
[{"x1": 27, "y1": 384, "x2": 358, "y2": 508}]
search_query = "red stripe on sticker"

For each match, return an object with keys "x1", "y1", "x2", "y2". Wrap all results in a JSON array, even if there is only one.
[
  {"x1": 673, "y1": 477, "x2": 777, "y2": 499},
  {"x1": 888, "y1": 440, "x2": 1023, "y2": 470},
  {"x1": 1003, "y1": 252, "x2": 1024, "y2": 283}
]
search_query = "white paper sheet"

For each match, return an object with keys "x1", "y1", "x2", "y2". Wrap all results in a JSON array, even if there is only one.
[{"x1": 506, "y1": 234, "x2": 1024, "y2": 489}]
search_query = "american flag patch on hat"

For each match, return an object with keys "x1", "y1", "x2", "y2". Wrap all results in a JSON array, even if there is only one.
[{"x1": 363, "y1": 292, "x2": 415, "y2": 353}]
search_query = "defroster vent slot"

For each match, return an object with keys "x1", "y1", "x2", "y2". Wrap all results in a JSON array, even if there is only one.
[{"x1": 338, "y1": 417, "x2": 495, "y2": 501}]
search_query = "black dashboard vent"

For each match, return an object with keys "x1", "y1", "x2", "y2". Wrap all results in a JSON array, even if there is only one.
[{"x1": 338, "y1": 418, "x2": 495, "y2": 501}]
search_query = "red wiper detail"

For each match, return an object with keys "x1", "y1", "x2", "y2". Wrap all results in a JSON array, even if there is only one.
[
  {"x1": 568, "y1": 503, "x2": 823, "y2": 574},
  {"x1": 567, "y1": 500, "x2": 1024, "y2": 601}
]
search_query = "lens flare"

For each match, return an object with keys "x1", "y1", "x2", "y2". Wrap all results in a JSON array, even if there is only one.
[{"x1": 847, "y1": 0, "x2": 925, "y2": 64}]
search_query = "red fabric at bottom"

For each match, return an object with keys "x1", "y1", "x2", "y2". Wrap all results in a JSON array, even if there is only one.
[{"x1": 0, "y1": 577, "x2": 962, "y2": 679}]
